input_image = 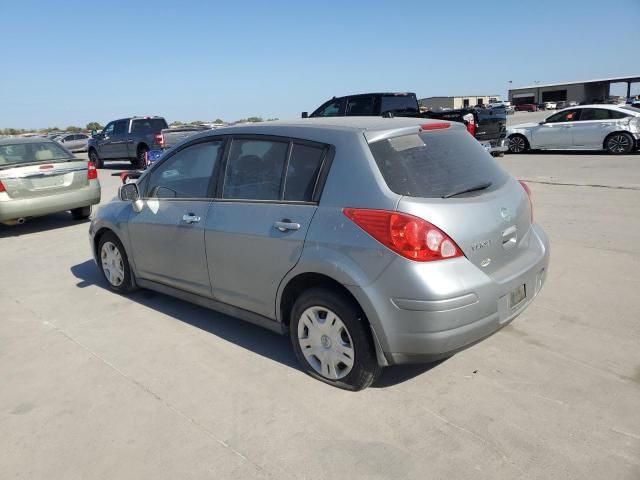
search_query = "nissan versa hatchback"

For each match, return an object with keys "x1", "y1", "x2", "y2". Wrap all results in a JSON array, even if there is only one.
[{"x1": 90, "y1": 117, "x2": 549, "y2": 390}]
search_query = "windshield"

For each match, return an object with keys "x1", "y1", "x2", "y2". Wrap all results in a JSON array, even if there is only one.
[
  {"x1": 0, "y1": 141, "x2": 72, "y2": 168},
  {"x1": 369, "y1": 129, "x2": 508, "y2": 198}
]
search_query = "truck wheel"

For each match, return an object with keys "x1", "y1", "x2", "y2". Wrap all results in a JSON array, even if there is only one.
[
  {"x1": 134, "y1": 146, "x2": 148, "y2": 168},
  {"x1": 89, "y1": 149, "x2": 103, "y2": 169}
]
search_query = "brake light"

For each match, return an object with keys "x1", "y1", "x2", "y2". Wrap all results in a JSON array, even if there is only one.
[
  {"x1": 0, "y1": 180, "x2": 5, "y2": 193},
  {"x1": 343, "y1": 208, "x2": 463, "y2": 261},
  {"x1": 87, "y1": 161, "x2": 98, "y2": 180},
  {"x1": 154, "y1": 132, "x2": 164, "y2": 147},
  {"x1": 519, "y1": 180, "x2": 533, "y2": 222},
  {"x1": 420, "y1": 122, "x2": 450, "y2": 131}
]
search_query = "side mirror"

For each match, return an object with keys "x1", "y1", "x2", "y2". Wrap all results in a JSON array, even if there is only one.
[
  {"x1": 301, "y1": 112, "x2": 308, "y2": 118},
  {"x1": 119, "y1": 183, "x2": 139, "y2": 202}
]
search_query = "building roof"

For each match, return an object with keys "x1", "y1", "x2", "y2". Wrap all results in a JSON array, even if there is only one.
[{"x1": 512, "y1": 75, "x2": 640, "y2": 91}]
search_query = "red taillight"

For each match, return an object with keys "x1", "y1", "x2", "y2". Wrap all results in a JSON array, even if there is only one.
[
  {"x1": 0, "y1": 180, "x2": 5, "y2": 193},
  {"x1": 154, "y1": 132, "x2": 164, "y2": 147},
  {"x1": 343, "y1": 208, "x2": 463, "y2": 262},
  {"x1": 420, "y1": 122, "x2": 450, "y2": 131},
  {"x1": 87, "y1": 161, "x2": 98, "y2": 180},
  {"x1": 519, "y1": 180, "x2": 533, "y2": 222}
]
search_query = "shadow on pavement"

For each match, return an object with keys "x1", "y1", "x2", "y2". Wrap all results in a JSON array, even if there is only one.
[
  {"x1": 0, "y1": 212, "x2": 89, "y2": 238},
  {"x1": 70, "y1": 259, "x2": 444, "y2": 387}
]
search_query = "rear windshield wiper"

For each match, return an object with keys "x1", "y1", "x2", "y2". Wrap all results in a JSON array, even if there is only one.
[{"x1": 443, "y1": 181, "x2": 493, "y2": 199}]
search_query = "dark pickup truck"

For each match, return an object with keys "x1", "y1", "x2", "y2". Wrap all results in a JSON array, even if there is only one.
[
  {"x1": 88, "y1": 116, "x2": 168, "y2": 168},
  {"x1": 303, "y1": 92, "x2": 508, "y2": 156}
]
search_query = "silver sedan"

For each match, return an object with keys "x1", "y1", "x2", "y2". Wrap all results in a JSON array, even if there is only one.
[
  {"x1": 55, "y1": 133, "x2": 91, "y2": 152},
  {"x1": 507, "y1": 105, "x2": 640, "y2": 154}
]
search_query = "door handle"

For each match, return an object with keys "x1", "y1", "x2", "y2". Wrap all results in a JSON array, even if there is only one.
[
  {"x1": 182, "y1": 214, "x2": 201, "y2": 224},
  {"x1": 274, "y1": 220, "x2": 300, "y2": 232}
]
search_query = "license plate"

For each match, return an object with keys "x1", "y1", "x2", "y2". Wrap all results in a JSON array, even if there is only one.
[
  {"x1": 32, "y1": 176, "x2": 64, "y2": 189},
  {"x1": 509, "y1": 284, "x2": 527, "y2": 308}
]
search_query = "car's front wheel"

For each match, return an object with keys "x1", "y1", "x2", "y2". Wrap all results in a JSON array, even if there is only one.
[
  {"x1": 290, "y1": 288, "x2": 381, "y2": 391},
  {"x1": 508, "y1": 134, "x2": 529, "y2": 154},
  {"x1": 98, "y1": 232, "x2": 136, "y2": 293},
  {"x1": 605, "y1": 132, "x2": 634, "y2": 155}
]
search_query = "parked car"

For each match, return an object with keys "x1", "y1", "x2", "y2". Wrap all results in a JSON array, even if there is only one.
[
  {"x1": 304, "y1": 92, "x2": 508, "y2": 156},
  {"x1": 507, "y1": 105, "x2": 640, "y2": 154},
  {"x1": 90, "y1": 117, "x2": 549, "y2": 390},
  {"x1": 87, "y1": 116, "x2": 168, "y2": 169},
  {"x1": 514, "y1": 103, "x2": 538, "y2": 112},
  {"x1": 55, "y1": 133, "x2": 90, "y2": 152},
  {"x1": 544, "y1": 102, "x2": 557, "y2": 110},
  {"x1": 0, "y1": 137, "x2": 100, "y2": 225},
  {"x1": 537, "y1": 103, "x2": 546, "y2": 111}
]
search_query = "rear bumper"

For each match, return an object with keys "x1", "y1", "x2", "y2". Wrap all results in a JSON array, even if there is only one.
[
  {"x1": 480, "y1": 137, "x2": 509, "y2": 154},
  {"x1": 349, "y1": 224, "x2": 550, "y2": 365},
  {"x1": 0, "y1": 183, "x2": 101, "y2": 221}
]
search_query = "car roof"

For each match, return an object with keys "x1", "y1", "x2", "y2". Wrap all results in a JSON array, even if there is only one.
[
  {"x1": 198, "y1": 116, "x2": 464, "y2": 141},
  {"x1": 557, "y1": 104, "x2": 638, "y2": 113},
  {"x1": 0, "y1": 137, "x2": 59, "y2": 146}
]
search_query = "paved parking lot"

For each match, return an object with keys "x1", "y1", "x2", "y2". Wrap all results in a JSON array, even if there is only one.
[{"x1": 1, "y1": 145, "x2": 639, "y2": 479}]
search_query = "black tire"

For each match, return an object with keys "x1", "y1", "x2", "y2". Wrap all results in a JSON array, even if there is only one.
[
  {"x1": 508, "y1": 134, "x2": 529, "y2": 154},
  {"x1": 97, "y1": 231, "x2": 136, "y2": 294},
  {"x1": 290, "y1": 287, "x2": 381, "y2": 391},
  {"x1": 71, "y1": 206, "x2": 91, "y2": 220},
  {"x1": 89, "y1": 149, "x2": 103, "y2": 169},
  {"x1": 134, "y1": 145, "x2": 148, "y2": 168},
  {"x1": 604, "y1": 132, "x2": 634, "y2": 155}
]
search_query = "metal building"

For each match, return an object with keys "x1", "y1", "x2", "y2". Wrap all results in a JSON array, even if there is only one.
[
  {"x1": 419, "y1": 95, "x2": 501, "y2": 111},
  {"x1": 508, "y1": 75, "x2": 640, "y2": 105}
]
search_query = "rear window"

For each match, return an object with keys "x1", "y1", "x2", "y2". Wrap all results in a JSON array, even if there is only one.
[
  {"x1": 131, "y1": 118, "x2": 168, "y2": 133},
  {"x1": 380, "y1": 95, "x2": 419, "y2": 115},
  {"x1": 369, "y1": 129, "x2": 508, "y2": 198},
  {"x1": 0, "y1": 141, "x2": 72, "y2": 168}
]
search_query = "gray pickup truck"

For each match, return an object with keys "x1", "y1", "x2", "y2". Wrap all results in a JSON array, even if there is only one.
[{"x1": 88, "y1": 116, "x2": 168, "y2": 168}]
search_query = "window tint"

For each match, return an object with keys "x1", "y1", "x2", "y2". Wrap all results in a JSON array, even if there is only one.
[
  {"x1": 131, "y1": 118, "x2": 169, "y2": 133},
  {"x1": 146, "y1": 141, "x2": 221, "y2": 199},
  {"x1": 102, "y1": 122, "x2": 115, "y2": 136},
  {"x1": 346, "y1": 96, "x2": 374, "y2": 116},
  {"x1": 312, "y1": 99, "x2": 342, "y2": 117},
  {"x1": 608, "y1": 110, "x2": 629, "y2": 119},
  {"x1": 284, "y1": 143, "x2": 325, "y2": 201},
  {"x1": 369, "y1": 129, "x2": 508, "y2": 198},
  {"x1": 579, "y1": 108, "x2": 611, "y2": 121},
  {"x1": 380, "y1": 95, "x2": 419, "y2": 115},
  {"x1": 113, "y1": 120, "x2": 128, "y2": 135},
  {"x1": 546, "y1": 109, "x2": 580, "y2": 123},
  {"x1": 223, "y1": 139, "x2": 288, "y2": 200}
]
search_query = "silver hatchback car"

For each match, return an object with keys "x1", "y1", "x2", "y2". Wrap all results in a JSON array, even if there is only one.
[{"x1": 90, "y1": 117, "x2": 549, "y2": 390}]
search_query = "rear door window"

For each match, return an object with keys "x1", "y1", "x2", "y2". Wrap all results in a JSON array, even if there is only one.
[
  {"x1": 380, "y1": 95, "x2": 419, "y2": 115},
  {"x1": 283, "y1": 143, "x2": 325, "y2": 201},
  {"x1": 222, "y1": 138, "x2": 288, "y2": 200},
  {"x1": 345, "y1": 96, "x2": 375, "y2": 116},
  {"x1": 578, "y1": 108, "x2": 611, "y2": 121},
  {"x1": 369, "y1": 129, "x2": 508, "y2": 198}
]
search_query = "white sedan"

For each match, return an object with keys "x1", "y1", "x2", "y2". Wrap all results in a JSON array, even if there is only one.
[{"x1": 507, "y1": 105, "x2": 640, "y2": 154}]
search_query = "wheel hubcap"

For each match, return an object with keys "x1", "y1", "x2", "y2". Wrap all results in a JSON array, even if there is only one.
[
  {"x1": 100, "y1": 242, "x2": 125, "y2": 287},
  {"x1": 297, "y1": 306, "x2": 355, "y2": 380},
  {"x1": 510, "y1": 137, "x2": 525, "y2": 152},
  {"x1": 609, "y1": 135, "x2": 629, "y2": 153}
]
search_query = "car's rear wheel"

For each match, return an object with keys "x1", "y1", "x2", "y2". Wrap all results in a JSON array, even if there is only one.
[
  {"x1": 290, "y1": 288, "x2": 381, "y2": 391},
  {"x1": 89, "y1": 149, "x2": 103, "y2": 169},
  {"x1": 508, "y1": 134, "x2": 529, "y2": 154},
  {"x1": 98, "y1": 232, "x2": 136, "y2": 293},
  {"x1": 605, "y1": 132, "x2": 634, "y2": 155},
  {"x1": 71, "y1": 206, "x2": 91, "y2": 220}
]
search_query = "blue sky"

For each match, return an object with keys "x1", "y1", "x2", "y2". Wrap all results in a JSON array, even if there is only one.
[{"x1": 1, "y1": 0, "x2": 639, "y2": 129}]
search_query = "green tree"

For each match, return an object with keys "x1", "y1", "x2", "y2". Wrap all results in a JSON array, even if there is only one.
[
  {"x1": 86, "y1": 122, "x2": 102, "y2": 131},
  {"x1": 213, "y1": 118, "x2": 225, "y2": 124},
  {"x1": 246, "y1": 116, "x2": 263, "y2": 123},
  {"x1": 170, "y1": 121, "x2": 184, "y2": 127},
  {"x1": 65, "y1": 126, "x2": 82, "y2": 132},
  {"x1": 190, "y1": 120, "x2": 204, "y2": 125}
]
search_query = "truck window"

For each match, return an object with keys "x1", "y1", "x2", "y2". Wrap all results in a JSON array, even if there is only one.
[
  {"x1": 113, "y1": 120, "x2": 128, "y2": 136},
  {"x1": 346, "y1": 96, "x2": 374, "y2": 116},
  {"x1": 312, "y1": 99, "x2": 342, "y2": 117},
  {"x1": 380, "y1": 96, "x2": 419, "y2": 115},
  {"x1": 131, "y1": 118, "x2": 169, "y2": 133}
]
